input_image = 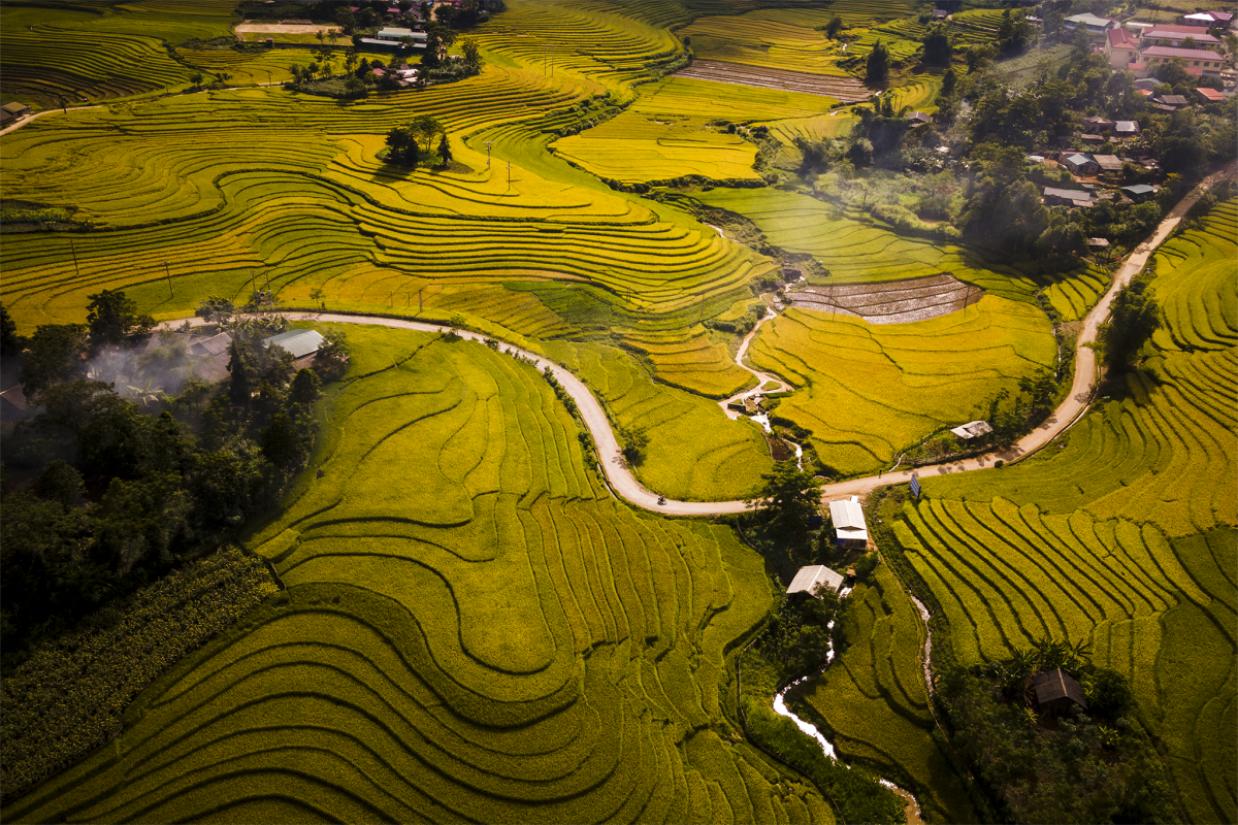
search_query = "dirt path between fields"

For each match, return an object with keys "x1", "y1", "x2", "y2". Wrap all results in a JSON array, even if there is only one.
[{"x1": 164, "y1": 164, "x2": 1229, "y2": 517}]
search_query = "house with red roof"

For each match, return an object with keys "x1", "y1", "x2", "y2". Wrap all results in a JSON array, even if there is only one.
[{"x1": 1105, "y1": 27, "x2": 1140, "y2": 68}]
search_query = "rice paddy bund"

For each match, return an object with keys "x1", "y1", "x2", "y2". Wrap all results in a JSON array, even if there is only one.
[{"x1": 2, "y1": 326, "x2": 835, "y2": 824}]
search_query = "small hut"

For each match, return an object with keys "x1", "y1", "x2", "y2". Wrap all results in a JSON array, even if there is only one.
[{"x1": 1031, "y1": 668, "x2": 1088, "y2": 716}]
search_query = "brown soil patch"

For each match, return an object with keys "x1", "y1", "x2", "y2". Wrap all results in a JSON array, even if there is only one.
[
  {"x1": 675, "y1": 60, "x2": 872, "y2": 103},
  {"x1": 787, "y1": 273, "x2": 983, "y2": 324},
  {"x1": 234, "y1": 21, "x2": 343, "y2": 39}
]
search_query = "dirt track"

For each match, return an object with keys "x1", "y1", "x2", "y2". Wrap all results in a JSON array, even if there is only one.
[{"x1": 676, "y1": 59, "x2": 872, "y2": 102}]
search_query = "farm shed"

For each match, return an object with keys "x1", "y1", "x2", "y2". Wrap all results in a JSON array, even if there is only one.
[
  {"x1": 1113, "y1": 120, "x2": 1140, "y2": 135},
  {"x1": 950, "y1": 420, "x2": 993, "y2": 440},
  {"x1": 828, "y1": 495, "x2": 869, "y2": 547},
  {"x1": 1195, "y1": 86, "x2": 1226, "y2": 102},
  {"x1": 1063, "y1": 153, "x2": 1099, "y2": 176},
  {"x1": 1086, "y1": 237, "x2": 1111, "y2": 249},
  {"x1": 2, "y1": 102, "x2": 31, "y2": 119},
  {"x1": 1031, "y1": 668, "x2": 1088, "y2": 715},
  {"x1": 1152, "y1": 93, "x2": 1190, "y2": 108},
  {"x1": 786, "y1": 565, "x2": 846, "y2": 598},
  {"x1": 264, "y1": 329, "x2": 325, "y2": 360}
]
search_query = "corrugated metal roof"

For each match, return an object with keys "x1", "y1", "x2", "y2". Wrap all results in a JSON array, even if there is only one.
[
  {"x1": 264, "y1": 329, "x2": 325, "y2": 360},
  {"x1": 786, "y1": 565, "x2": 845, "y2": 596}
]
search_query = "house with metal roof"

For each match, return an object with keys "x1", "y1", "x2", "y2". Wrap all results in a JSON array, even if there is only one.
[
  {"x1": 1063, "y1": 153, "x2": 1100, "y2": 176},
  {"x1": 950, "y1": 420, "x2": 994, "y2": 440},
  {"x1": 264, "y1": 329, "x2": 326, "y2": 360},
  {"x1": 828, "y1": 495, "x2": 868, "y2": 547},
  {"x1": 1043, "y1": 186, "x2": 1094, "y2": 207},
  {"x1": 786, "y1": 565, "x2": 846, "y2": 598},
  {"x1": 1121, "y1": 183, "x2": 1159, "y2": 202}
]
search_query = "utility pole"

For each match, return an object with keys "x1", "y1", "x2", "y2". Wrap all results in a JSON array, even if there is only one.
[
  {"x1": 418, "y1": 286, "x2": 424, "y2": 315},
  {"x1": 485, "y1": 140, "x2": 493, "y2": 171},
  {"x1": 68, "y1": 239, "x2": 81, "y2": 280},
  {"x1": 507, "y1": 159, "x2": 511, "y2": 191},
  {"x1": 164, "y1": 261, "x2": 174, "y2": 298}
]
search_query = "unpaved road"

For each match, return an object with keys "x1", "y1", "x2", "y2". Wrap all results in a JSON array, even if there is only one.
[{"x1": 167, "y1": 165, "x2": 1228, "y2": 517}]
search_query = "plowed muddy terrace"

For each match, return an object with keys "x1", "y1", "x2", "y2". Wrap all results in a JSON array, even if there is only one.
[
  {"x1": 787, "y1": 273, "x2": 983, "y2": 323},
  {"x1": 675, "y1": 59, "x2": 872, "y2": 103}
]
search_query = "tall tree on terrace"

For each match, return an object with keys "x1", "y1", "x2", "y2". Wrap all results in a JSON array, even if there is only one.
[
  {"x1": 85, "y1": 289, "x2": 153, "y2": 350},
  {"x1": 866, "y1": 40, "x2": 890, "y2": 86}
]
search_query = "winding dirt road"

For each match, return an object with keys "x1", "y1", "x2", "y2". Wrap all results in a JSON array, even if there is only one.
[{"x1": 173, "y1": 165, "x2": 1227, "y2": 517}]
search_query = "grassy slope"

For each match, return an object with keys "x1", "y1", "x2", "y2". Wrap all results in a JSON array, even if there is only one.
[{"x1": 3, "y1": 325, "x2": 835, "y2": 824}]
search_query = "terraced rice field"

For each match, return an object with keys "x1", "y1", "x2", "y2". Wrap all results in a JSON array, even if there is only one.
[
  {"x1": 552, "y1": 76, "x2": 840, "y2": 184},
  {"x1": 748, "y1": 300, "x2": 1055, "y2": 475},
  {"x1": 3, "y1": 326, "x2": 834, "y2": 824},
  {"x1": 796, "y1": 566, "x2": 975, "y2": 823},
  {"x1": 787, "y1": 273, "x2": 983, "y2": 324},
  {"x1": 0, "y1": 2, "x2": 237, "y2": 107},
  {"x1": 544, "y1": 339, "x2": 773, "y2": 500},
  {"x1": 895, "y1": 199, "x2": 1238, "y2": 823},
  {"x1": 694, "y1": 187, "x2": 1041, "y2": 300}
]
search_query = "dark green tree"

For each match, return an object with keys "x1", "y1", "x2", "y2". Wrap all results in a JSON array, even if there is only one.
[
  {"x1": 385, "y1": 125, "x2": 420, "y2": 167},
  {"x1": 866, "y1": 40, "x2": 890, "y2": 86},
  {"x1": 0, "y1": 302, "x2": 24, "y2": 356},
  {"x1": 751, "y1": 462, "x2": 822, "y2": 551},
  {"x1": 290, "y1": 367, "x2": 321, "y2": 404},
  {"x1": 85, "y1": 289, "x2": 152, "y2": 350},
  {"x1": 940, "y1": 66, "x2": 957, "y2": 98},
  {"x1": 1100, "y1": 277, "x2": 1160, "y2": 373},
  {"x1": 437, "y1": 132, "x2": 453, "y2": 167},
  {"x1": 195, "y1": 296, "x2": 235, "y2": 326},
  {"x1": 922, "y1": 24, "x2": 952, "y2": 67},
  {"x1": 261, "y1": 411, "x2": 304, "y2": 469},
  {"x1": 20, "y1": 324, "x2": 87, "y2": 398},
  {"x1": 825, "y1": 16, "x2": 844, "y2": 39}
]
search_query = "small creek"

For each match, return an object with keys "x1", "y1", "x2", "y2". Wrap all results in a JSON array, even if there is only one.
[{"x1": 769, "y1": 592, "x2": 927, "y2": 825}]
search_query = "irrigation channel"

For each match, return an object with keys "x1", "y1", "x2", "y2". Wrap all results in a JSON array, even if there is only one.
[{"x1": 161, "y1": 164, "x2": 1229, "y2": 823}]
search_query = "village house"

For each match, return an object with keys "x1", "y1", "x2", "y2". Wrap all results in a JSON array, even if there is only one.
[
  {"x1": 1104, "y1": 26, "x2": 1140, "y2": 68},
  {"x1": 264, "y1": 328, "x2": 325, "y2": 367},
  {"x1": 1044, "y1": 186, "x2": 1094, "y2": 207},
  {"x1": 1031, "y1": 668, "x2": 1088, "y2": 716},
  {"x1": 828, "y1": 495, "x2": 869, "y2": 548},
  {"x1": 950, "y1": 420, "x2": 993, "y2": 440},
  {"x1": 786, "y1": 564, "x2": 847, "y2": 598},
  {"x1": 1153, "y1": 93, "x2": 1191, "y2": 109},
  {"x1": 1141, "y1": 25, "x2": 1221, "y2": 48},
  {"x1": 1122, "y1": 183, "x2": 1159, "y2": 202},
  {"x1": 1092, "y1": 153, "x2": 1124, "y2": 175},
  {"x1": 1063, "y1": 152, "x2": 1100, "y2": 176},
  {"x1": 358, "y1": 26, "x2": 428, "y2": 50},
  {"x1": 1064, "y1": 12, "x2": 1115, "y2": 37},
  {"x1": 1141, "y1": 45, "x2": 1226, "y2": 75},
  {"x1": 1081, "y1": 115, "x2": 1115, "y2": 133},
  {"x1": 1113, "y1": 120, "x2": 1140, "y2": 136},
  {"x1": 1195, "y1": 86, "x2": 1226, "y2": 103},
  {"x1": 2, "y1": 102, "x2": 31, "y2": 126}
]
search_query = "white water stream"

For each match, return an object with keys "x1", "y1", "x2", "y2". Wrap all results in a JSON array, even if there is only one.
[{"x1": 769, "y1": 588, "x2": 926, "y2": 824}]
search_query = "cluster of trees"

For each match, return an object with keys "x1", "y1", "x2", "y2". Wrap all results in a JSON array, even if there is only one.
[
  {"x1": 939, "y1": 641, "x2": 1176, "y2": 823},
  {"x1": 0, "y1": 293, "x2": 348, "y2": 659},
  {"x1": 1099, "y1": 274, "x2": 1160, "y2": 374},
  {"x1": 385, "y1": 114, "x2": 452, "y2": 168},
  {"x1": 958, "y1": 146, "x2": 1089, "y2": 270}
]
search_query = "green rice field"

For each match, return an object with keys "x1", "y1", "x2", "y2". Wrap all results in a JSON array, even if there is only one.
[
  {"x1": 891, "y1": 199, "x2": 1238, "y2": 823},
  {"x1": 2, "y1": 326, "x2": 835, "y2": 823},
  {"x1": 748, "y1": 299, "x2": 1055, "y2": 475},
  {"x1": 3, "y1": 0, "x2": 1234, "y2": 820}
]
